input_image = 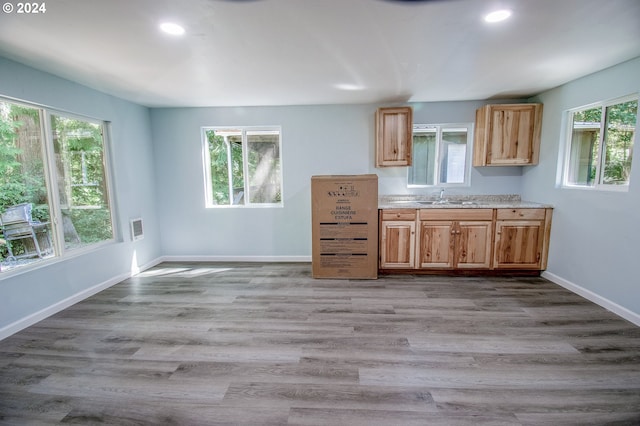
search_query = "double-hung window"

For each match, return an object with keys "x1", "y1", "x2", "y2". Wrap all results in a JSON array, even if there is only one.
[
  {"x1": 0, "y1": 97, "x2": 115, "y2": 273},
  {"x1": 203, "y1": 126, "x2": 283, "y2": 207},
  {"x1": 408, "y1": 123, "x2": 472, "y2": 187},
  {"x1": 562, "y1": 94, "x2": 637, "y2": 189}
]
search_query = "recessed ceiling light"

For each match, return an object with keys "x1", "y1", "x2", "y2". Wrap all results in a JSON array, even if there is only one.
[
  {"x1": 484, "y1": 9, "x2": 512, "y2": 23},
  {"x1": 335, "y1": 83, "x2": 365, "y2": 91},
  {"x1": 159, "y1": 22, "x2": 185, "y2": 36}
]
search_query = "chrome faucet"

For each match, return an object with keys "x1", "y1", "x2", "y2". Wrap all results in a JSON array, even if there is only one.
[{"x1": 439, "y1": 188, "x2": 445, "y2": 201}]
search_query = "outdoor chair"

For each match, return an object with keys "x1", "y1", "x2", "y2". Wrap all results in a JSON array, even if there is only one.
[{"x1": 0, "y1": 203, "x2": 53, "y2": 260}]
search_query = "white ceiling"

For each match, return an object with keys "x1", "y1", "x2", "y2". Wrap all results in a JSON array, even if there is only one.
[{"x1": 1, "y1": 0, "x2": 639, "y2": 107}]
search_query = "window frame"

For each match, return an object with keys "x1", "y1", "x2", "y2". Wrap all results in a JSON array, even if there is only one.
[
  {"x1": 561, "y1": 94, "x2": 638, "y2": 191},
  {"x1": 0, "y1": 95, "x2": 117, "y2": 276},
  {"x1": 202, "y1": 125, "x2": 283, "y2": 208},
  {"x1": 46, "y1": 110, "x2": 116, "y2": 252},
  {"x1": 407, "y1": 123, "x2": 473, "y2": 188}
]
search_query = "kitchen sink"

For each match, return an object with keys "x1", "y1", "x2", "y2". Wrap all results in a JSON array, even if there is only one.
[
  {"x1": 418, "y1": 200, "x2": 477, "y2": 205},
  {"x1": 386, "y1": 199, "x2": 477, "y2": 206}
]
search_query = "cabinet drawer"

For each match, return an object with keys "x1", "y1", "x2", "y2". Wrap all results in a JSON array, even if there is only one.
[
  {"x1": 419, "y1": 208, "x2": 493, "y2": 221},
  {"x1": 496, "y1": 208, "x2": 545, "y2": 220},
  {"x1": 381, "y1": 209, "x2": 416, "y2": 221}
]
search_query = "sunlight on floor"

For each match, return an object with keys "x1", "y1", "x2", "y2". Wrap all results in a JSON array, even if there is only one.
[{"x1": 136, "y1": 267, "x2": 233, "y2": 278}]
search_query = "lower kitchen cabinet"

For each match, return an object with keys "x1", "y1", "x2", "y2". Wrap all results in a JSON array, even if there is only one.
[
  {"x1": 379, "y1": 206, "x2": 552, "y2": 273},
  {"x1": 417, "y1": 209, "x2": 493, "y2": 269},
  {"x1": 379, "y1": 209, "x2": 416, "y2": 269},
  {"x1": 493, "y1": 208, "x2": 552, "y2": 270}
]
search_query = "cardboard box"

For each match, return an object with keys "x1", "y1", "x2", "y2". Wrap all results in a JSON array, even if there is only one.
[{"x1": 311, "y1": 174, "x2": 378, "y2": 279}]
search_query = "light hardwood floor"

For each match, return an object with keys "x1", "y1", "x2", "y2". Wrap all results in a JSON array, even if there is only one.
[{"x1": 1, "y1": 262, "x2": 640, "y2": 425}]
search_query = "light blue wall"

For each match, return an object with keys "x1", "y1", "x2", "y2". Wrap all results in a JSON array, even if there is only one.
[
  {"x1": 522, "y1": 57, "x2": 640, "y2": 316},
  {"x1": 4, "y1": 53, "x2": 638, "y2": 336},
  {"x1": 151, "y1": 100, "x2": 523, "y2": 258},
  {"x1": 151, "y1": 105, "x2": 374, "y2": 258},
  {"x1": 0, "y1": 57, "x2": 161, "y2": 333}
]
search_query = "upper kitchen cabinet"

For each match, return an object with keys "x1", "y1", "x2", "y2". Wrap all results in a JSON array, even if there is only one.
[
  {"x1": 473, "y1": 103, "x2": 542, "y2": 166},
  {"x1": 375, "y1": 106, "x2": 413, "y2": 167}
]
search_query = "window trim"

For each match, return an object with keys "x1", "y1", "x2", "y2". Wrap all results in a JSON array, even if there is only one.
[
  {"x1": 407, "y1": 122, "x2": 473, "y2": 188},
  {"x1": 202, "y1": 125, "x2": 283, "y2": 208},
  {"x1": 561, "y1": 93, "x2": 638, "y2": 191}
]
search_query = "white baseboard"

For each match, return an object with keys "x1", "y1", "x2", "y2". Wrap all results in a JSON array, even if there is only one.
[
  {"x1": 0, "y1": 273, "x2": 128, "y2": 341},
  {"x1": 542, "y1": 271, "x2": 640, "y2": 327},
  {"x1": 131, "y1": 256, "x2": 164, "y2": 275},
  {"x1": 1, "y1": 255, "x2": 312, "y2": 340},
  {"x1": 0, "y1": 256, "x2": 165, "y2": 341},
  {"x1": 159, "y1": 255, "x2": 312, "y2": 263},
  {"x1": 8, "y1": 260, "x2": 632, "y2": 341}
]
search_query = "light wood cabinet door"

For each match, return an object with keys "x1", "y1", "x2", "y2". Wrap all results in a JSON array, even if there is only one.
[
  {"x1": 417, "y1": 220, "x2": 455, "y2": 268},
  {"x1": 417, "y1": 209, "x2": 493, "y2": 270},
  {"x1": 493, "y1": 220, "x2": 544, "y2": 269},
  {"x1": 376, "y1": 107, "x2": 413, "y2": 167},
  {"x1": 417, "y1": 220, "x2": 492, "y2": 269},
  {"x1": 456, "y1": 221, "x2": 493, "y2": 269},
  {"x1": 473, "y1": 103, "x2": 542, "y2": 166},
  {"x1": 380, "y1": 220, "x2": 416, "y2": 268}
]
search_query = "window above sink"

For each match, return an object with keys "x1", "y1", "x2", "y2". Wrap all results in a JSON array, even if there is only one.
[{"x1": 408, "y1": 123, "x2": 473, "y2": 188}]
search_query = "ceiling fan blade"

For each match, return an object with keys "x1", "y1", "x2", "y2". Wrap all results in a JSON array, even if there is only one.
[{"x1": 379, "y1": 0, "x2": 459, "y2": 3}]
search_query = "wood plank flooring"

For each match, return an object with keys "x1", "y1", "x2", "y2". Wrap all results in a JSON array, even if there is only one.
[{"x1": 1, "y1": 262, "x2": 640, "y2": 425}]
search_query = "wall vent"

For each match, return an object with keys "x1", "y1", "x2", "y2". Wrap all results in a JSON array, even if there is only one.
[{"x1": 130, "y1": 218, "x2": 144, "y2": 241}]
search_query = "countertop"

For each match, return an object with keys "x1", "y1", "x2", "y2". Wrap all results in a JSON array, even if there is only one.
[{"x1": 378, "y1": 194, "x2": 553, "y2": 209}]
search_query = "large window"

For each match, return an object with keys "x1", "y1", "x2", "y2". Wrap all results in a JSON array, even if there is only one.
[
  {"x1": 562, "y1": 95, "x2": 637, "y2": 189},
  {"x1": 203, "y1": 127, "x2": 282, "y2": 207},
  {"x1": 0, "y1": 98, "x2": 114, "y2": 273},
  {"x1": 408, "y1": 124, "x2": 472, "y2": 187},
  {"x1": 51, "y1": 114, "x2": 113, "y2": 249}
]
